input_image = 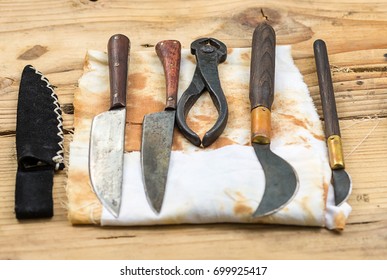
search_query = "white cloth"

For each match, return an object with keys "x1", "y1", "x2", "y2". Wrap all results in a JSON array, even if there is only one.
[
  {"x1": 67, "y1": 46, "x2": 351, "y2": 229},
  {"x1": 95, "y1": 46, "x2": 351, "y2": 229}
]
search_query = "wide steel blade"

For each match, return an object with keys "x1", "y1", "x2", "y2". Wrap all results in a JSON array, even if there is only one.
[
  {"x1": 332, "y1": 169, "x2": 352, "y2": 206},
  {"x1": 141, "y1": 110, "x2": 175, "y2": 213},
  {"x1": 89, "y1": 108, "x2": 126, "y2": 217},
  {"x1": 252, "y1": 143, "x2": 299, "y2": 217}
]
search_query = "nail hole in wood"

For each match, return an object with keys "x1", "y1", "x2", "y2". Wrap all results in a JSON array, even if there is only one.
[{"x1": 141, "y1": 44, "x2": 155, "y2": 48}]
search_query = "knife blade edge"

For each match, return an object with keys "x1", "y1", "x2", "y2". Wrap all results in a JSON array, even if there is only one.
[
  {"x1": 89, "y1": 108, "x2": 126, "y2": 217},
  {"x1": 141, "y1": 110, "x2": 175, "y2": 213}
]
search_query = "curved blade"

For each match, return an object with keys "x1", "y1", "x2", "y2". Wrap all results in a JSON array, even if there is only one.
[
  {"x1": 253, "y1": 144, "x2": 299, "y2": 217},
  {"x1": 332, "y1": 169, "x2": 352, "y2": 206},
  {"x1": 89, "y1": 109, "x2": 126, "y2": 217},
  {"x1": 141, "y1": 110, "x2": 175, "y2": 213}
]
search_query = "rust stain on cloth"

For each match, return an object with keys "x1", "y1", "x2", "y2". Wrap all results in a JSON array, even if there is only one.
[
  {"x1": 128, "y1": 73, "x2": 147, "y2": 91},
  {"x1": 126, "y1": 93, "x2": 164, "y2": 123},
  {"x1": 240, "y1": 52, "x2": 250, "y2": 62},
  {"x1": 234, "y1": 203, "x2": 253, "y2": 216},
  {"x1": 279, "y1": 113, "x2": 308, "y2": 130},
  {"x1": 66, "y1": 170, "x2": 102, "y2": 224},
  {"x1": 333, "y1": 212, "x2": 346, "y2": 230},
  {"x1": 232, "y1": 191, "x2": 254, "y2": 216}
]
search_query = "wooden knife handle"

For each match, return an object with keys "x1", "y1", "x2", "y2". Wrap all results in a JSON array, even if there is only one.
[
  {"x1": 313, "y1": 39, "x2": 340, "y2": 137},
  {"x1": 155, "y1": 40, "x2": 181, "y2": 110},
  {"x1": 108, "y1": 34, "x2": 130, "y2": 110},
  {"x1": 249, "y1": 22, "x2": 276, "y2": 110}
]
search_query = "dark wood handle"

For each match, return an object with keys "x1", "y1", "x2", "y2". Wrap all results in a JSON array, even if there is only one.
[
  {"x1": 155, "y1": 40, "x2": 181, "y2": 110},
  {"x1": 108, "y1": 34, "x2": 130, "y2": 110},
  {"x1": 313, "y1": 39, "x2": 340, "y2": 137},
  {"x1": 249, "y1": 22, "x2": 276, "y2": 110}
]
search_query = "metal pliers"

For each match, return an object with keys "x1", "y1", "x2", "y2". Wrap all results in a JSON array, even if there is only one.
[{"x1": 176, "y1": 38, "x2": 228, "y2": 147}]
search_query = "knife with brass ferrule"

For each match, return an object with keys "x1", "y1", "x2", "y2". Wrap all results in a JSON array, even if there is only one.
[
  {"x1": 89, "y1": 34, "x2": 130, "y2": 217},
  {"x1": 141, "y1": 40, "x2": 181, "y2": 213},
  {"x1": 250, "y1": 22, "x2": 299, "y2": 217},
  {"x1": 313, "y1": 39, "x2": 352, "y2": 206}
]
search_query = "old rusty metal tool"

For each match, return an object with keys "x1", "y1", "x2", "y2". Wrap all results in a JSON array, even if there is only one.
[
  {"x1": 250, "y1": 22, "x2": 299, "y2": 217},
  {"x1": 175, "y1": 38, "x2": 228, "y2": 147},
  {"x1": 141, "y1": 40, "x2": 181, "y2": 213},
  {"x1": 89, "y1": 34, "x2": 130, "y2": 217},
  {"x1": 314, "y1": 39, "x2": 352, "y2": 206}
]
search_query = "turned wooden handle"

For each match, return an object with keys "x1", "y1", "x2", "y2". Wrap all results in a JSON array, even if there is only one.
[
  {"x1": 108, "y1": 34, "x2": 130, "y2": 110},
  {"x1": 249, "y1": 22, "x2": 276, "y2": 110},
  {"x1": 155, "y1": 40, "x2": 181, "y2": 110},
  {"x1": 313, "y1": 39, "x2": 340, "y2": 137}
]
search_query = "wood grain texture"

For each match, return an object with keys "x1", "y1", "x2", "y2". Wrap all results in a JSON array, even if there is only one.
[
  {"x1": 108, "y1": 34, "x2": 130, "y2": 109},
  {"x1": 1, "y1": 0, "x2": 387, "y2": 259},
  {"x1": 155, "y1": 40, "x2": 181, "y2": 110},
  {"x1": 314, "y1": 39, "x2": 341, "y2": 137},
  {"x1": 249, "y1": 22, "x2": 276, "y2": 110}
]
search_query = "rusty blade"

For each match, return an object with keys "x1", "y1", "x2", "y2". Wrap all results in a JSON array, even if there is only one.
[
  {"x1": 332, "y1": 169, "x2": 352, "y2": 206},
  {"x1": 141, "y1": 110, "x2": 175, "y2": 213},
  {"x1": 89, "y1": 108, "x2": 126, "y2": 217},
  {"x1": 88, "y1": 34, "x2": 130, "y2": 218},
  {"x1": 252, "y1": 144, "x2": 299, "y2": 217},
  {"x1": 250, "y1": 23, "x2": 299, "y2": 217},
  {"x1": 140, "y1": 40, "x2": 180, "y2": 214}
]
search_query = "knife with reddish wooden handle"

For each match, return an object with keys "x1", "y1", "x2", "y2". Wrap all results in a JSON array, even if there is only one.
[{"x1": 141, "y1": 40, "x2": 181, "y2": 213}]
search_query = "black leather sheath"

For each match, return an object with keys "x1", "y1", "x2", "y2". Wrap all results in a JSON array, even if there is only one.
[{"x1": 15, "y1": 65, "x2": 65, "y2": 219}]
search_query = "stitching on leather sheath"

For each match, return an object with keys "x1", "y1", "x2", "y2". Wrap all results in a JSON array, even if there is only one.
[{"x1": 29, "y1": 65, "x2": 65, "y2": 170}]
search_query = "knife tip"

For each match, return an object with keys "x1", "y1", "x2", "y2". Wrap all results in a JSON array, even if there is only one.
[
  {"x1": 252, "y1": 188, "x2": 298, "y2": 218},
  {"x1": 332, "y1": 169, "x2": 352, "y2": 207},
  {"x1": 252, "y1": 208, "x2": 273, "y2": 218},
  {"x1": 103, "y1": 202, "x2": 120, "y2": 218},
  {"x1": 150, "y1": 202, "x2": 163, "y2": 215}
]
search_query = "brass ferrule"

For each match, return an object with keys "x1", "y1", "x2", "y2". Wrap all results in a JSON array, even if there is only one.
[
  {"x1": 327, "y1": 135, "x2": 345, "y2": 169},
  {"x1": 251, "y1": 106, "x2": 271, "y2": 144}
]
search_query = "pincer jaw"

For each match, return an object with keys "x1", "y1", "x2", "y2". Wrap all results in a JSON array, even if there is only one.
[
  {"x1": 175, "y1": 85, "x2": 228, "y2": 148},
  {"x1": 175, "y1": 105, "x2": 228, "y2": 148},
  {"x1": 202, "y1": 107, "x2": 228, "y2": 147},
  {"x1": 175, "y1": 37, "x2": 229, "y2": 148}
]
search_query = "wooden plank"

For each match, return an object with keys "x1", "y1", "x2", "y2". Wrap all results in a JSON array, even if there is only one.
[
  {"x1": 0, "y1": 221, "x2": 386, "y2": 260},
  {"x1": 294, "y1": 50, "x2": 387, "y2": 119},
  {"x1": 341, "y1": 119, "x2": 387, "y2": 225}
]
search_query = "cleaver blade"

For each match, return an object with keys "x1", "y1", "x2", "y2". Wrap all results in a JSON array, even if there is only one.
[{"x1": 89, "y1": 34, "x2": 130, "y2": 218}]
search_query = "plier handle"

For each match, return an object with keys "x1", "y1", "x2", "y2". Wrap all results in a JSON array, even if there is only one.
[{"x1": 176, "y1": 38, "x2": 228, "y2": 147}]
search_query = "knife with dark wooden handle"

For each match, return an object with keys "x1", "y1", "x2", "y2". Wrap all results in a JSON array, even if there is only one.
[
  {"x1": 314, "y1": 39, "x2": 352, "y2": 206},
  {"x1": 108, "y1": 35, "x2": 130, "y2": 109},
  {"x1": 250, "y1": 22, "x2": 298, "y2": 217},
  {"x1": 89, "y1": 34, "x2": 130, "y2": 218},
  {"x1": 313, "y1": 40, "x2": 341, "y2": 137},
  {"x1": 250, "y1": 23, "x2": 275, "y2": 112},
  {"x1": 141, "y1": 40, "x2": 181, "y2": 214},
  {"x1": 250, "y1": 22, "x2": 276, "y2": 144}
]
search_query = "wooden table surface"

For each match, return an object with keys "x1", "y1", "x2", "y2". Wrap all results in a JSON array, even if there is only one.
[{"x1": 1, "y1": 0, "x2": 387, "y2": 260}]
